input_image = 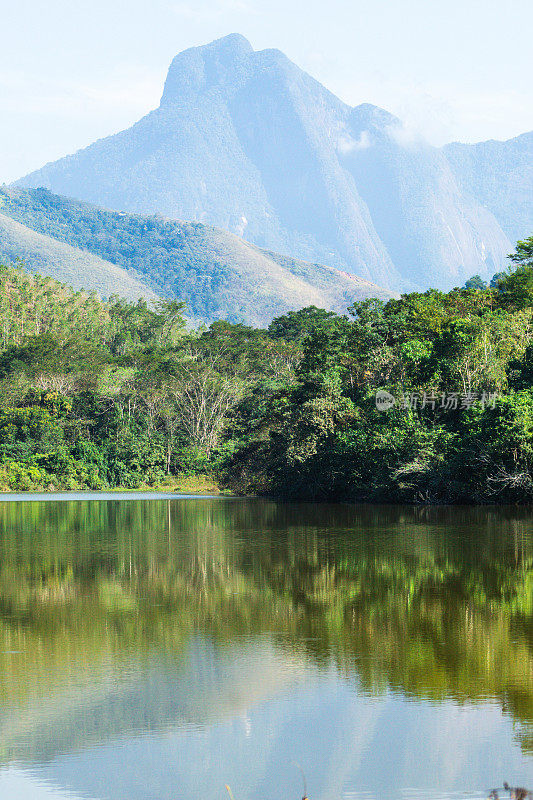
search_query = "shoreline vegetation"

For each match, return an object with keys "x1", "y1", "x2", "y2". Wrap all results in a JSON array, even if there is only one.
[
  {"x1": 0, "y1": 474, "x2": 222, "y2": 495},
  {"x1": 0, "y1": 235, "x2": 532, "y2": 503}
]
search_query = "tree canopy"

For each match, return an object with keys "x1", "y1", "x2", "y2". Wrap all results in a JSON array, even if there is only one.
[{"x1": 0, "y1": 240, "x2": 532, "y2": 502}]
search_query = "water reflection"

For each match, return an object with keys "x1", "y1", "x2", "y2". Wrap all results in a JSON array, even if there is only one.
[{"x1": 0, "y1": 498, "x2": 531, "y2": 799}]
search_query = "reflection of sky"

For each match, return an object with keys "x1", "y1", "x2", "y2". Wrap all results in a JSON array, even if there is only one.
[
  {"x1": 0, "y1": 491, "x2": 220, "y2": 503},
  {"x1": 0, "y1": 768, "x2": 87, "y2": 800},
  {"x1": 0, "y1": 636, "x2": 531, "y2": 800}
]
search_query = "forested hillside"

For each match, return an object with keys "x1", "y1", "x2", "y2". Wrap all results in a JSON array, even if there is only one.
[
  {"x1": 0, "y1": 186, "x2": 391, "y2": 325},
  {"x1": 0, "y1": 210, "x2": 159, "y2": 302},
  {"x1": 0, "y1": 239, "x2": 532, "y2": 502}
]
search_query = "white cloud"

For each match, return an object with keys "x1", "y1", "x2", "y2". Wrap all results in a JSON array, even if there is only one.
[
  {"x1": 234, "y1": 214, "x2": 248, "y2": 237},
  {"x1": 384, "y1": 85, "x2": 533, "y2": 146},
  {"x1": 386, "y1": 122, "x2": 429, "y2": 149},
  {"x1": 300, "y1": 52, "x2": 533, "y2": 146},
  {"x1": 336, "y1": 130, "x2": 371, "y2": 155}
]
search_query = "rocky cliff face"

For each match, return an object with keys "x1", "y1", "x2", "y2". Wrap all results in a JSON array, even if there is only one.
[
  {"x1": 444, "y1": 132, "x2": 533, "y2": 247},
  {"x1": 17, "y1": 34, "x2": 519, "y2": 291}
]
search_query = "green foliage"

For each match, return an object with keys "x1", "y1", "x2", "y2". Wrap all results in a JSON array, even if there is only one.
[
  {"x1": 490, "y1": 271, "x2": 507, "y2": 288},
  {"x1": 498, "y1": 267, "x2": 533, "y2": 309},
  {"x1": 509, "y1": 235, "x2": 533, "y2": 269},
  {"x1": 0, "y1": 461, "x2": 53, "y2": 491},
  {"x1": 463, "y1": 274, "x2": 487, "y2": 290},
  {"x1": 225, "y1": 240, "x2": 533, "y2": 503},
  {"x1": 267, "y1": 306, "x2": 341, "y2": 341},
  {"x1": 0, "y1": 262, "x2": 110, "y2": 351},
  {"x1": 494, "y1": 236, "x2": 533, "y2": 309},
  {"x1": 1, "y1": 238, "x2": 533, "y2": 502},
  {"x1": 0, "y1": 262, "x2": 295, "y2": 490}
]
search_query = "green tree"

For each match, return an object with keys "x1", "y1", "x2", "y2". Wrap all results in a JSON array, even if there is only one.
[{"x1": 463, "y1": 275, "x2": 487, "y2": 290}]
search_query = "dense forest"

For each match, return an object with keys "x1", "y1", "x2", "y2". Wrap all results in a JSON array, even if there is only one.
[{"x1": 0, "y1": 236, "x2": 532, "y2": 502}]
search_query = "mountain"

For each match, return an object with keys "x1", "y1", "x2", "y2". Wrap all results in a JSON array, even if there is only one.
[
  {"x1": 0, "y1": 186, "x2": 391, "y2": 325},
  {"x1": 0, "y1": 211, "x2": 159, "y2": 303},
  {"x1": 443, "y1": 132, "x2": 533, "y2": 246},
  {"x1": 15, "y1": 34, "x2": 518, "y2": 292}
]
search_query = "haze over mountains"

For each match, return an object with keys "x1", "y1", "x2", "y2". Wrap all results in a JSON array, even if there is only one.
[{"x1": 15, "y1": 34, "x2": 532, "y2": 294}]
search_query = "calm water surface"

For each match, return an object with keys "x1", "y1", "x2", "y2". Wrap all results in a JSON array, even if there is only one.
[{"x1": 0, "y1": 496, "x2": 531, "y2": 800}]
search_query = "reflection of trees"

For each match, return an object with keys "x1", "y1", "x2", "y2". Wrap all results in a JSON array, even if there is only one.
[{"x1": 0, "y1": 498, "x2": 532, "y2": 750}]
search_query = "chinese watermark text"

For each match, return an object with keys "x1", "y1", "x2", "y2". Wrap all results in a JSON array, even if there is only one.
[{"x1": 375, "y1": 390, "x2": 500, "y2": 412}]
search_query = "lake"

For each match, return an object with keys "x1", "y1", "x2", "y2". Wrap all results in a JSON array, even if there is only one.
[{"x1": 0, "y1": 496, "x2": 531, "y2": 800}]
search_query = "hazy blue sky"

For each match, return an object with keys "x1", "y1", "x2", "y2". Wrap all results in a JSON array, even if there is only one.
[{"x1": 1, "y1": 0, "x2": 532, "y2": 183}]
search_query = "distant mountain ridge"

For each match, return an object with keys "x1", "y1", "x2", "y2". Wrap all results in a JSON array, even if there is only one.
[
  {"x1": 444, "y1": 131, "x2": 533, "y2": 246},
  {"x1": 15, "y1": 34, "x2": 529, "y2": 292},
  {"x1": 0, "y1": 186, "x2": 391, "y2": 325}
]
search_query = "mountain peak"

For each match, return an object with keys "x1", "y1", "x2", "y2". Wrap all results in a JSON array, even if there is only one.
[
  {"x1": 161, "y1": 34, "x2": 254, "y2": 104},
  {"x1": 350, "y1": 103, "x2": 401, "y2": 131},
  {"x1": 201, "y1": 32, "x2": 254, "y2": 59},
  {"x1": 15, "y1": 36, "x2": 520, "y2": 294}
]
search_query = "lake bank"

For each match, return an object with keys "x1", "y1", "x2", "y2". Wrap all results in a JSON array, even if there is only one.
[{"x1": 0, "y1": 472, "x2": 222, "y2": 495}]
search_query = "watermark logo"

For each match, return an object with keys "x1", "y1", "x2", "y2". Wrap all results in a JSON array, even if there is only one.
[
  {"x1": 375, "y1": 390, "x2": 396, "y2": 412},
  {"x1": 375, "y1": 389, "x2": 500, "y2": 412}
]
